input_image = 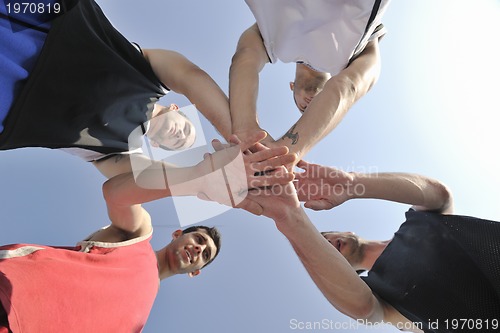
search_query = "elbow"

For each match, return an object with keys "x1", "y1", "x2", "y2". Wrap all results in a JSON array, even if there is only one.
[
  {"x1": 349, "y1": 295, "x2": 386, "y2": 325},
  {"x1": 434, "y1": 182, "x2": 454, "y2": 214},
  {"x1": 102, "y1": 176, "x2": 124, "y2": 207},
  {"x1": 102, "y1": 179, "x2": 114, "y2": 205},
  {"x1": 328, "y1": 288, "x2": 381, "y2": 323},
  {"x1": 420, "y1": 179, "x2": 454, "y2": 214},
  {"x1": 353, "y1": 298, "x2": 378, "y2": 321},
  {"x1": 329, "y1": 72, "x2": 377, "y2": 107}
]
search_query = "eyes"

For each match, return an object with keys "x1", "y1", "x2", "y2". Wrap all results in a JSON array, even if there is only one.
[{"x1": 196, "y1": 235, "x2": 211, "y2": 261}]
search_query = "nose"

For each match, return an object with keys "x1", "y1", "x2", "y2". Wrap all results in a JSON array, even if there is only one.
[
  {"x1": 193, "y1": 243, "x2": 205, "y2": 256},
  {"x1": 176, "y1": 130, "x2": 186, "y2": 139}
]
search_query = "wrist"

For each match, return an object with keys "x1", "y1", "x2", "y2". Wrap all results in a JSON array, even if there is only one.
[
  {"x1": 233, "y1": 122, "x2": 261, "y2": 135},
  {"x1": 349, "y1": 172, "x2": 369, "y2": 200},
  {"x1": 166, "y1": 164, "x2": 207, "y2": 197},
  {"x1": 274, "y1": 205, "x2": 306, "y2": 232}
]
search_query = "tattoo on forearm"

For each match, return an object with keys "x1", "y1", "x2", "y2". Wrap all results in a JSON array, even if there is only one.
[{"x1": 283, "y1": 125, "x2": 299, "y2": 145}]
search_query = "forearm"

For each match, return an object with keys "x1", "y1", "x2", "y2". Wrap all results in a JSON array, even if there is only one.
[
  {"x1": 179, "y1": 67, "x2": 233, "y2": 141},
  {"x1": 278, "y1": 76, "x2": 355, "y2": 159},
  {"x1": 279, "y1": 41, "x2": 381, "y2": 159},
  {"x1": 229, "y1": 53, "x2": 263, "y2": 132},
  {"x1": 93, "y1": 153, "x2": 179, "y2": 179},
  {"x1": 229, "y1": 24, "x2": 269, "y2": 133},
  {"x1": 143, "y1": 49, "x2": 232, "y2": 140},
  {"x1": 351, "y1": 172, "x2": 454, "y2": 213},
  {"x1": 102, "y1": 160, "x2": 210, "y2": 207},
  {"x1": 275, "y1": 208, "x2": 381, "y2": 320}
]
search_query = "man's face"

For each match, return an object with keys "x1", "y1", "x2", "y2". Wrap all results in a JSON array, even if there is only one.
[
  {"x1": 322, "y1": 231, "x2": 363, "y2": 267},
  {"x1": 147, "y1": 104, "x2": 196, "y2": 150},
  {"x1": 167, "y1": 229, "x2": 217, "y2": 277},
  {"x1": 290, "y1": 82, "x2": 320, "y2": 113},
  {"x1": 290, "y1": 80, "x2": 323, "y2": 113}
]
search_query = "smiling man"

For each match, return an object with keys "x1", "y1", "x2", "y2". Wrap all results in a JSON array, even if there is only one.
[
  {"x1": 146, "y1": 104, "x2": 196, "y2": 151},
  {"x1": 239, "y1": 161, "x2": 500, "y2": 333},
  {"x1": 0, "y1": 132, "x2": 295, "y2": 332},
  {"x1": 0, "y1": 0, "x2": 232, "y2": 171},
  {"x1": 0, "y1": 224, "x2": 220, "y2": 333},
  {"x1": 0, "y1": 174, "x2": 221, "y2": 333}
]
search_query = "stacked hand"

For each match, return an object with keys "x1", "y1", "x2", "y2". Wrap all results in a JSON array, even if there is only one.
[
  {"x1": 294, "y1": 160, "x2": 355, "y2": 210},
  {"x1": 196, "y1": 131, "x2": 296, "y2": 215},
  {"x1": 233, "y1": 127, "x2": 278, "y2": 152}
]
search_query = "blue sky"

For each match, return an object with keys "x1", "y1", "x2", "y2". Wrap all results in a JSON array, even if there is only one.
[{"x1": 1, "y1": 1, "x2": 499, "y2": 332}]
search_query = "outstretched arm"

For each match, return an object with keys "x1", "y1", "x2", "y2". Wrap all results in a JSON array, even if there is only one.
[
  {"x1": 143, "y1": 49, "x2": 232, "y2": 140},
  {"x1": 278, "y1": 40, "x2": 382, "y2": 160},
  {"x1": 228, "y1": 23, "x2": 271, "y2": 142},
  {"x1": 100, "y1": 132, "x2": 294, "y2": 238},
  {"x1": 242, "y1": 183, "x2": 391, "y2": 324},
  {"x1": 295, "y1": 160, "x2": 454, "y2": 214}
]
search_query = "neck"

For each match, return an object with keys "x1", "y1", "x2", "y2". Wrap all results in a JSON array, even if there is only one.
[
  {"x1": 295, "y1": 62, "x2": 319, "y2": 79},
  {"x1": 294, "y1": 63, "x2": 330, "y2": 90},
  {"x1": 358, "y1": 240, "x2": 391, "y2": 270},
  {"x1": 156, "y1": 248, "x2": 174, "y2": 280}
]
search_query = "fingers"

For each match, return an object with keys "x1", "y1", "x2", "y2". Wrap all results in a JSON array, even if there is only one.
[
  {"x1": 228, "y1": 134, "x2": 241, "y2": 146},
  {"x1": 211, "y1": 139, "x2": 227, "y2": 152},
  {"x1": 247, "y1": 169, "x2": 294, "y2": 188},
  {"x1": 296, "y1": 160, "x2": 310, "y2": 170},
  {"x1": 197, "y1": 192, "x2": 211, "y2": 201},
  {"x1": 246, "y1": 146, "x2": 290, "y2": 163},
  {"x1": 198, "y1": 192, "x2": 264, "y2": 215},
  {"x1": 294, "y1": 160, "x2": 322, "y2": 179},
  {"x1": 304, "y1": 200, "x2": 334, "y2": 211},
  {"x1": 250, "y1": 153, "x2": 296, "y2": 174},
  {"x1": 239, "y1": 130, "x2": 267, "y2": 152}
]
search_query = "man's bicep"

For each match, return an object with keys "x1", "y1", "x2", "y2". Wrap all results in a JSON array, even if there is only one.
[
  {"x1": 93, "y1": 154, "x2": 133, "y2": 179},
  {"x1": 107, "y1": 203, "x2": 152, "y2": 236},
  {"x1": 341, "y1": 40, "x2": 382, "y2": 95},
  {"x1": 142, "y1": 49, "x2": 196, "y2": 92}
]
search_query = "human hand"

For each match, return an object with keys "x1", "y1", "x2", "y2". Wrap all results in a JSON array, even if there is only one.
[
  {"x1": 243, "y1": 181, "x2": 301, "y2": 221},
  {"x1": 233, "y1": 127, "x2": 275, "y2": 153},
  {"x1": 196, "y1": 131, "x2": 296, "y2": 214},
  {"x1": 294, "y1": 160, "x2": 355, "y2": 211}
]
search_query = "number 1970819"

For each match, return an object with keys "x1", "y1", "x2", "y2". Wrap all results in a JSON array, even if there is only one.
[{"x1": 5, "y1": 2, "x2": 61, "y2": 14}]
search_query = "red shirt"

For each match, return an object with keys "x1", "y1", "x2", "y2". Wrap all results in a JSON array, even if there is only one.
[{"x1": 0, "y1": 231, "x2": 158, "y2": 333}]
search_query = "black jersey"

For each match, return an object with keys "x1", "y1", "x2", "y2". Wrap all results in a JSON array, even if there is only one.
[
  {"x1": 363, "y1": 210, "x2": 500, "y2": 333},
  {"x1": 0, "y1": 0, "x2": 166, "y2": 154}
]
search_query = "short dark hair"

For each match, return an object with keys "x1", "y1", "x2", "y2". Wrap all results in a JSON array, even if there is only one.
[{"x1": 182, "y1": 225, "x2": 221, "y2": 269}]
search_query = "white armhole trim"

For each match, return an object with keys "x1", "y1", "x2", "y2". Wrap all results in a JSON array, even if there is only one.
[{"x1": 0, "y1": 246, "x2": 45, "y2": 259}]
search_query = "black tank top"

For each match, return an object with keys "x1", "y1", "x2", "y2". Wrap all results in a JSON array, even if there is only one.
[
  {"x1": 0, "y1": 0, "x2": 166, "y2": 154},
  {"x1": 363, "y1": 210, "x2": 500, "y2": 333}
]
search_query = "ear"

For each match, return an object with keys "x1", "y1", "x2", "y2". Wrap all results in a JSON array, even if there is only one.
[
  {"x1": 188, "y1": 269, "x2": 200, "y2": 278},
  {"x1": 172, "y1": 229, "x2": 183, "y2": 240},
  {"x1": 170, "y1": 103, "x2": 179, "y2": 111},
  {"x1": 289, "y1": 81, "x2": 295, "y2": 91}
]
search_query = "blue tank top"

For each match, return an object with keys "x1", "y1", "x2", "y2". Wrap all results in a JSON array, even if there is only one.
[{"x1": 0, "y1": 0, "x2": 166, "y2": 154}]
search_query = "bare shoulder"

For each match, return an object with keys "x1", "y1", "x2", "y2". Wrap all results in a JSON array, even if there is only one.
[
  {"x1": 89, "y1": 209, "x2": 152, "y2": 243},
  {"x1": 236, "y1": 22, "x2": 267, "y2": 55}
]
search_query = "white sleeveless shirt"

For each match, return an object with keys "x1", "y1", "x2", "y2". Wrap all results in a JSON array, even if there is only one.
[{"x1": 245, "y1": 0, "x2": 391, "y2": 74}]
